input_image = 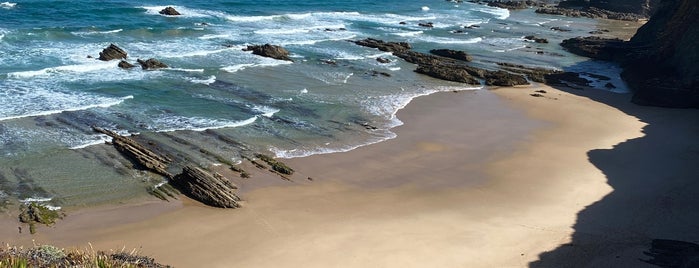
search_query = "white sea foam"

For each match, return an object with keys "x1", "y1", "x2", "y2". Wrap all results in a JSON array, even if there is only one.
[
  {"x1": 300, "y1": 88, "x2": 308, "y2": 94},
  {"x1": 0, "y1": 95, "x2": 133, "y2": 122},
  {"x1": 221, "y1": 58, "x2": 293, "y2": 73},
  {"x1": 392, "y1": 31, "x2": 423, "y2": 37},
  {"x1": 198, "y1": 34, "x2": 230, "y2": 40},
  {"x1": 188, "y1": 75, "x2": 216, "y2": 85},
  {"x1": 141, "y1": 5, "x2": 225, "y2": 18},
  {"x1": 474, "y1": 6, "x2": 510, "y2": 20},
  {"x1": 69, "y1": 135, "x2": 113, "y2": 150},
  {"x1": 421, "y1": 6, "x2": 430, "y2": 11},
  {"x1": 0, "y1": 2, "x2": 16, "y2": 8},
  {"x1": 20, "y1": 197, "x2": 52, "y2": 203},
  {"x1": 416, "y1": 36, "x2": 483, "y2": 44},
  {"x1": 154, "y1": 115, "x2": 258, "y2": 132},
  {"x1": 168, "y1": 68, "x2": 204, "y2": 73},
  {"x1": 7, "y1": 61, "x2": 118, "y2": 78},
  {"x1": 71, "y1": 29, "x2": 123, "y2": 36},
  {"x1": 251, "y1": 105, "x2": 280, "y2": 118}
]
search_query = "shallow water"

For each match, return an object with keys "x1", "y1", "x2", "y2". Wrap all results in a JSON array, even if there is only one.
[{"x1": 0, "y1": 1, "x2": 630, "y2": 207}]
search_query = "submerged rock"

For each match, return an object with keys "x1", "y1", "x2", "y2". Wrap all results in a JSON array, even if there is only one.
[
  {"x1": 118, "y1": 60, "x2": 136, "y2": 69},
  {"x1": 159, "y1": 6, "x2": 181, "y2": 16},
  {"x1": 525, "y1": 35, "x2": 549, "y2": 43},
  {"x1": 137, "y1": 58, "x2": 168, "y2": 70},
  {"x1": 415, "y1": 65, "x2": 480, "y2": 85},
  {"x1": 98, "y1": 44, "x2": 127, "y2": 61},
  {"x1": 243, "y1": 44, "x2": 293, "y2": 61},
  {"x1": 352, "y1": 38, "x2": 411, "y2": 53}
]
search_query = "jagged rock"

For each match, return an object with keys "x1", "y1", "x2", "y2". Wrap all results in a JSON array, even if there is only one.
[
  {"x1": 137, "y1": 58, "x2": 168, "y2": 70},
  {"x1": 550, "y1": 26, "x2": 571, "y2": 32},
  {"x1": 418, "y1": 22, "x2": 434, "y2": 28},
  {"x1": 243, "y1": 44, "x2": 293, "y2": 61},
  {"x1": 557, "y1": 0, "x2": 658, "y2": 17},
  {"x1": 429, "y1": 49, "x2": 473, "y2": 62},
  {"x1": 159, "y1": 6, "x2": 181, "y2": 16},
  {"x1": 98, "y1": 44, "x2": 127, "y2": 61},
  {"x1": 393, "y1": 50, "x2": 456, "y2": 66},
  {"x1": 170, "y1": 166, "x2": 240, "y2": 208},
  {"x1": 352, "y1": 38, "x2": 411, "y2": 53},
  {"x1": 485, "y1": 70, "x2": 529, "y2": 86},
  {"x1": 415, "y1": 65, "x2": 480, "y2": 85},
  {"x1": 544, "y1": 72, "x2": 592, "y2": 88},
  {"x1": 525, "y1": 35, "x2": 549, "y2": 43},
  {"x1": 496, "y1": 62, "x2": 562, "y2": 83},
  {"x1": 118, "y1": 60, "x2": 136, "y2": 69},
  {"x1": 92, "y1": 127, "x2": 173, "y2": 178},
  {"x1": 367, "y1": 70, "x2": 392, "y2": 77},
  {"x1": 560, "y1": 36, "x2": 626, "y2": 61}
]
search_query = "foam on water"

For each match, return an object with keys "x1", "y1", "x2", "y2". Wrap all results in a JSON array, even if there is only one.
[
  {"x1": 153, "y1": 115, "x2": 258, "y2": 132},
  {"x1": 7, "y1": 61, "x2": 118, "y2": 79},
  {"x1": 71, "y1": 29, "x2": 123, "y2": 36},
  {"x1": 141, "y1": 5, "x2": 227, "y2": 18},
  {"x1": 0, "y1": 2, "x2": 16, "y2": 9},
  {"x1": 251, "y1": 105, "x2": 280, "y2": 118},
  {"x1": 0, "y1": 93, "x2": 133, "y2": 122},
  {"x1": 188, "y1": 75, "x2": 216, "y2": 85},
  {"x1": 415, "y1": 36, "x2": 483, "y2": 44}
]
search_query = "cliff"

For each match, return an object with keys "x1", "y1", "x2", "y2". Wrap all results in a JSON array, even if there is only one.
[{"x1": 623, "y1": 0, "x2": 698, "y2": 107}]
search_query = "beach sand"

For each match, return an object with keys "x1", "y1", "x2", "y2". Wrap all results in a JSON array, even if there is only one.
[{"x1": 3, "y1": 84, "x2": 697, "y2": 267}]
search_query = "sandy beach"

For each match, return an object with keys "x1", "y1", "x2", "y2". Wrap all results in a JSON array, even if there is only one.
[{"x1": 4, "y1": 81, "x2": 696, "y2": 267}]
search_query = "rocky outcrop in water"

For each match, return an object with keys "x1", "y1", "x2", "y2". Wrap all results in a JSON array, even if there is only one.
[
  {"x1": 525, "y1": 35, "x2": 549, "y2": 44},
  {"x1": 560, "y1": 36, "x2": 626, "y2": 61},
  {"x1": 558, "y1": 0, "x2": 659, "y2": 17},
  {"x1": 93, "y1": 127, "x2": 173, "y2": 177},
  {"x1": 352, "y1": 38, "x2": 529, "y2": 86},
  {"x1": 429, "y1": 49, "x2": 473, "y2": 62},
  {"x1": 243, "y1": 44, "x2": 293, "y2": 61},
  {"x1": 159, "y1": 6, "x2": 181, "y2": 16},
  {"x1": 170, "y1": 166, "x2": 241, "y2": 208},
  {"x1": 118, "y1": 60, "x2": 136, "y2": 69},
  {"x1": 98, "y1": 44, "x2": 127, "y2": 61},
  {"x1": 486, "y1": 0, "x2": 542, "y2": 9},
  {"x1": 536, "y1": 6, "x2": 646, "y2": 21},
  {"x1": 137, "y1": 58, "x2": 168, "y2": 70}
]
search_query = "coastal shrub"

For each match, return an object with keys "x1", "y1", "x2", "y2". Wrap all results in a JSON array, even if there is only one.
[{"x1": 0, "y1": 244, "x2": 170, "y2": 267}]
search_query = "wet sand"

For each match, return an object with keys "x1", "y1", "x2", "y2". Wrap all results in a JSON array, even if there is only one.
[{"x1": 6, "y1": 82, "x2": 692, "y2": 267}]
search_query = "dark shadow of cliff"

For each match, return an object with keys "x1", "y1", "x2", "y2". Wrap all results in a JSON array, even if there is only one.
[{"x1": 527, "y1": 61, "x2": 699, "y2": 267}]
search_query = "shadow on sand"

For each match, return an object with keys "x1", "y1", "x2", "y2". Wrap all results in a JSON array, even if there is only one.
[{"x1": 529, "y1": 60, "x2": 699, "y2": 267}]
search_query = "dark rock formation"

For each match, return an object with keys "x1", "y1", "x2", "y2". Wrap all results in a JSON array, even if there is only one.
[
  {"x1": 560, "y1": 36, "x2": 626, "y2": 60},
  {"x1": 19, "y1": 203, "x2": 64, "y2": 234},
  {"x1": 352, "y1": 38, "x2": 528, "y2": 86},
  {"x1": 170, "y1": 166, "x2": 240, "y2": 208},
  {"x1": 497, "y1": 62, "x2": 562, "y2": 83},
  {"x1": 429, "y1": 49, "x2": 473, "y2": 62},
  {"x1": 622, "y1": 0, "x2": 698, "y2": 107},
  {"x1": 536, "y1": 6, "x2": 647, "y2": 21},
  {"x1": 93, "y1": 127, "x2": 173, "y2": 178},
  {"x1": 376, "y1": 57, "x2": 391, "y2": 63},
  {"x1": 118, "y1": 60, "x2": 136, "y2": 69},
  {"x1": 486, "y1": 0, "x2": 541, "y2": 9},
  {"x1": 415, "y1": 65, "x2": 480, "y2": 85},
  {"x1": 558, "y1": 0, "x2": 659, "y2": 17},
  {"x1": 137, "y1": 58, "x2": 168, "y2": 70},
  {"x1": 98, "y1": 44, "x2": 127, "y2": 61},
  {"x1": 418, "y1": 22, "x2": 434, "y2": 28},
  {"x1": 525, "y1": 35, "x2": 549, "y2": 43},
  {"x1": 550, "y1": 26, "x2": 571, "y2": 32},
  {"x1": 352, "y1": 38, "x2": 411, "y2": 53},
  {"x1": 159, "y1": 6, "x2": 181, "y2": 16},
  {"x1": 243, "y1": 44, "x2": 293, "y2": 61},
  {"x1": 485, "y1": 70, "x2": 530, "y2": 86}
]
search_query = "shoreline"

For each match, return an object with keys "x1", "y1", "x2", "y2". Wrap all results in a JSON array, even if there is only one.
[{"x1": 4, "y1": 82, "x2": 686, "y2": 267}]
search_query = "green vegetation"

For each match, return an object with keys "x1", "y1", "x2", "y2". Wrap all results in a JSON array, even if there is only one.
[
  {"x1": 0, "y1": 244, "x2": 170, "y2": 267},
  {"x1": 18, "y1": 203, "x2": 64, "y2": 234},
  {"x1": 255, "y1": 154, "x2": 294, "y2": 175}
]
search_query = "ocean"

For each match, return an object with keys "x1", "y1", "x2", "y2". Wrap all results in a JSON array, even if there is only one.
[{"x1": 0, "y1": 0, "x2": 628, "y2": 208}]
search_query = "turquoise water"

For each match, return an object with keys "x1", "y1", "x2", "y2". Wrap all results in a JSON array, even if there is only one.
[{"x1": 0, "y1": 0, "x2": 628, "y2": 207}]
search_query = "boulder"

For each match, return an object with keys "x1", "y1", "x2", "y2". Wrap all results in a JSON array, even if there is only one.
[
  {"x1": 376, "y1": 57, "x2": 391, "y2": 63},
  {"x1": 418, "y1": 22, "x2": 434, "y2": 28},
  {"x1": 159, "y1": 6, "x2": 181, "y2": 16},
  {"x1": 243, "y1": 44, "x2": 293, "y2": 61},
  {"x1": 118, "y1": 60, "x2": 136, "y2": 69},
  {"x1": 137, "y1": 58, "x2": 168, "y2": 70},
  {"x1": 98, "y1": 44, "x2": 127, "y2": 61},
  {"x1": 170, "y1": 166, "x2": 241, "y2": 208},
  {"x1": 429, "y1": 49, "x2": 474, "y2": 62}
]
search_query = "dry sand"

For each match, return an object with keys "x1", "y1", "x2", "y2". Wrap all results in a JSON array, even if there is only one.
[{"x1": 3, "y1": 84, "x2": 697, "y2": 267}]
